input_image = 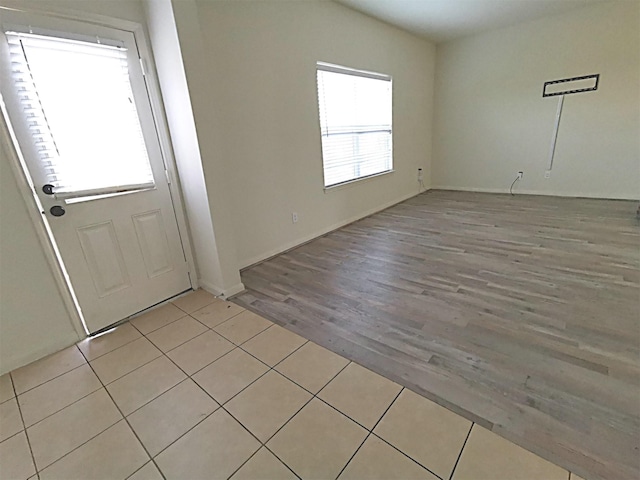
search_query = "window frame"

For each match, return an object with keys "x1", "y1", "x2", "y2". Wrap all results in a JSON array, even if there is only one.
[
  {"x1": 316, "y1": 62, "x2": 393, "y2": 190},
  {"x1": 4, "y1": 25, "x2": 157, "y2": 199}
]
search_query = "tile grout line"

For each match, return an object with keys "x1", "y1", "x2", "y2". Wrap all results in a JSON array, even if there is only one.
[
  {"x1": 8, "y1": 371, "x2": 39, "y2": 479},
  {"x1": 97, "y1": 349, "x2": 164, "y2": 387},
  {"x1": 222, "y1": 445, "x2": 264, "y2": 480},
  {"x1": 89, "y1": 300, "x2": 251, "y2": 395},
  {"x1": 136, "y1": 293, "x2": 280, "y2": 466},
  {"x1": 161, "y1": 320, "x2": 245, "y2": 378},
  {"x1": 171, "y1": 330, "x2": 310, "y2": 415},
  {"x1": 309, "y1": 362, "x2": 397, "y2": 434},
  {"x1": 177, "y1": 314, "x2": 304, "y2": 383},
  {"x1": 129, "y1": 305, "x2": 455, "y2": 480},
  {"x1": 177, "y1": 339, "x2": 353, "y2": 478},
  {"x1": 222, "y1": 393, "x2": 314, "y2": 479},
  {"x1": 218, "y1": 322, "x2": 275, "y2": 348},
  {"x1": 132, "y1": 328, "x2": 279, "y2": 462},
  {"x1": 144, "y1": 403, "x2": 219, "y2": 461},
  {"x1": 230, "y1": 359, "x2": 355, "y2": 477},
  {"x1": 129, "y1": 313, "x2": 189, "y2": 337},
  {"x1": 3, "y1": 295, "x2": 230, "y2": 479},
  {"x1": 78, "y1": 324, "x2": 145, "y2": 362},
  {"x1": 125, "y1": 287, "x2": 194, "y2": 322},
  {"x1": 261, "y1": 443, "x2": 302, "y2": 479},
  {"x1": 139, "y1": 342, "x2": 254, "y2": 450},
  {"x1": 222, "y1": 387, "x2": 314, "y2": 447},
  {"x1": 334, "y1": 386, "x2": 406, "y2": 480},
  {"x1": 25, "y1": 318, "x2": 425, "y2": 480},
  {"x1": 237, "y1": 337, "x2": 309, "y2": 372},
  {"x1": 189, "y1": 306, "x2": 248, "y2": 330},
  {"x1": 0, "y1": 428, "x2": 28, "y2": 445},
  {"x1": 121, "y1": 375, "x2": 192, "y2": 419},
  {"x1": 367, "y1": 431, "x2": 445, "y2": 480},
  {"x1": 151, "y1": 409, "x2": 220, "y2": 474},
  {"x1": 13, "y1": 300, "x2": 415, "y2": 480},
  {"x1": 77, "y1": 345, "x2": 168, "y2": 480},
  {"x1": 144, "y1": 313, "x2": 217, "y2": 353},
  {"x1": 153, "y1": 309, "x2": 264, "y2": 378},
  {"x1": 124, "y1": 460, "x2": 157, "y2": 480},
  {"x1": 137, "y1": 344, "x2": 224, "y2": 459},
  {"x1": 447, "y1": 422, "x2": 475, "y2": 480},
  {"x1": 10, "y1": 349, "x2": 87, "y2": 397},
  {"x1": 185, "y1": 344, "x2": 242, "y2": 378},
  {"x1": 171, "y1": 294, "x2": 221, "y2": 315},
  {"x1": 17, "y1": 380, "x2": 103, "y2": 431},
  {"x1": 25, "y1": 397, "x2": 121, "y2": 474},
  {"x1": 134, "y1": 342, "x2": 263, "y2": 473},
  {"x1": 270, "y1": 355, "x2": 349, "y2": 397},
  {"x1": 129, "y1": 292, "x2": 238, "y2": 337},
  {"x1": 223, "y1": 431, "x2": 302, "y2": 480}
]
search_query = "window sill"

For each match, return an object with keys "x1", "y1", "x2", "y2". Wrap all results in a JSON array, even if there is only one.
[{"x1": 323, "y1": 170, "x2": 394, "y2": 193}]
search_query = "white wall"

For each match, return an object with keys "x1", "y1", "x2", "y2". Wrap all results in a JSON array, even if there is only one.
[
  {"x1": 432, "y1": 1, "x2": 640, "y2": 199},
  {"x1": 1, "y1": 0, "x2": 146, "y2": 24},
  {"x1": 195, "y1": 0, "x2": 436, "y2": 267}
]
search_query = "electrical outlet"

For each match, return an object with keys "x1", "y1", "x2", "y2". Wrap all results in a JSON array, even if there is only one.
[
  {"x1": 517, "y1": 171, "x2": 523, "y2": 179},
  {"x1": 292, "y1": 212, "x2": 298, "y2": 223},
  {"x1": 544, "y1": 170, "x2": 551, "y2": 179}
]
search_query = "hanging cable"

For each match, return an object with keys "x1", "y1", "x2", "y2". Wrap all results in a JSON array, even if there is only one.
[{"x1": 510, "y1": 176, "x2": 519, "y2": 196}]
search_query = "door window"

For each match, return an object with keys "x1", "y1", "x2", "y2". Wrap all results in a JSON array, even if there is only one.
[{"x1": 7, "y1": 30, "x2": 154, "y2": 197}]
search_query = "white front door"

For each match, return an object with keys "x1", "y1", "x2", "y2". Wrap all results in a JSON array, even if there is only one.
[{"x1": 0, "y1": 12, "x2": 192, "y2": 333}]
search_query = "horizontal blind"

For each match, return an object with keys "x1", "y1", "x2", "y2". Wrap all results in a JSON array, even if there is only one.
[
  {"x1": 6, "y1": 32, "x2": 155, "y2": 195},
  {"x1": 317, "y1": 64, "x2": 392, "y2": 187}
]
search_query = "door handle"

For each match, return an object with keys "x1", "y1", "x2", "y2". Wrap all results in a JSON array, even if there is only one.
[
  {"x1": 50, "y1": 205, "x2": 66, "y2": 217},
  {"x1": 42, "y1": 184, "x2": 56, "y2": 195}
]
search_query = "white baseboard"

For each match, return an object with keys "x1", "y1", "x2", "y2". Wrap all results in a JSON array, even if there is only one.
[
  {"x1": 198, "y1": 279, "x2": 246, "y2": 299},
  {"x1": 432, "y1": 185, "x2": 639, "y2": 201},
  {"x1": 0, "y1": 332, "x2": 80, "y2": 376},
  {"x1": 240, "y1": 189, "x2": 429, "y2": 270}
]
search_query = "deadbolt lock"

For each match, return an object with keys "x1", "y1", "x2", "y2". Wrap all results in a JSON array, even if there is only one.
[{"x1": 50, "y1": 205, "x2": 65, "y2": 217}]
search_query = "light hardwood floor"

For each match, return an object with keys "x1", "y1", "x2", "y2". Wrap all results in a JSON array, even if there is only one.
[{"x1": 234, "y1": 190, "x2": 640, "y2": 480}]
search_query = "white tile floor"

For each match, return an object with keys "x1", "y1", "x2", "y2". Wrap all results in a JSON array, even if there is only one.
[{"x1": 0, "y1": 290, "x2": 586, "y2": 480}]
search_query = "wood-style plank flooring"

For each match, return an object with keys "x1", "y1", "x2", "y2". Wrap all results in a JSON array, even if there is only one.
[{"x1": 233, "y1": 190, "x2": 640, "y2": 480}]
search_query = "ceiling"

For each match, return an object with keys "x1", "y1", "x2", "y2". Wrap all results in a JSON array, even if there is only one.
[{"x1": 335, "y1": 0, "x2": 606, "y2": 43}]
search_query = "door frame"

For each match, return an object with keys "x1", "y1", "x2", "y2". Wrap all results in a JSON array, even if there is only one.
[{"x1": 0, "y1": 4, "x2": 198, "y2": 338}]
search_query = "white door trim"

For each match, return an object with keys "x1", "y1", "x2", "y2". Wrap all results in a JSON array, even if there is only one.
[{"x1": 0, "y1": 4, "x2": 198, "y2": 338}]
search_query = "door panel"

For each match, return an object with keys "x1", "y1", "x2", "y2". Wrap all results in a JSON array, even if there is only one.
[
  {"x1": 77, "y1": 221, "x2": 131, "y2": 298},
  {"x1": 132, "y1": 210, "x2": 174, "y2": 279},
  {"x1": 0, "y1": 11, "x2": 192, "y2": 333}
]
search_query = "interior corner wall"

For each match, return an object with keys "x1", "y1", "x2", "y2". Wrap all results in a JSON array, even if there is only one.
[
  {"x1": 143, "y1": 0, "x2": 244, "y2": 297},
  {"x1": 159, "y1": 0, "x2": 244, "y2": 296},
  {"x1": 194, "y1": 0, "x2": 436, "y2": 268},
  {"x1": 432, "y1": 1, "x2": 640, "y2": 200}
]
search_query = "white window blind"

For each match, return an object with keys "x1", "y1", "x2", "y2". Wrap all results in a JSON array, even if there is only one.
[
  {"x1": 6, "y1": 31, "x2": 155, "y2": 196},
  {"x1": 317, "y1": 63, "x2": 392, "y2": 188}
]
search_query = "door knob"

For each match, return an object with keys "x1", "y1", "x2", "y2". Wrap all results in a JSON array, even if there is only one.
[
  {"x1": 42, "y1": 184, "x2": 55, "y2": 195},
  {"x1": 50, "y1": 205, "x2": 66, "y2": 217}
]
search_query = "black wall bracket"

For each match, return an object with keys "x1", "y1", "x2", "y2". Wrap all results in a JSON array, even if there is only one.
[{"x1": 543, "y1": 73, "x2": 600, "y2": 97}]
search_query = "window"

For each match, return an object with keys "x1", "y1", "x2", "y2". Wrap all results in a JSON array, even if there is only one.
[
  {"x1": 316, "y1": 62, "x2": 392, "y2": 188},
  {"x1": 6, "y1": 30, "x2": 154, "y2": 197}
]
